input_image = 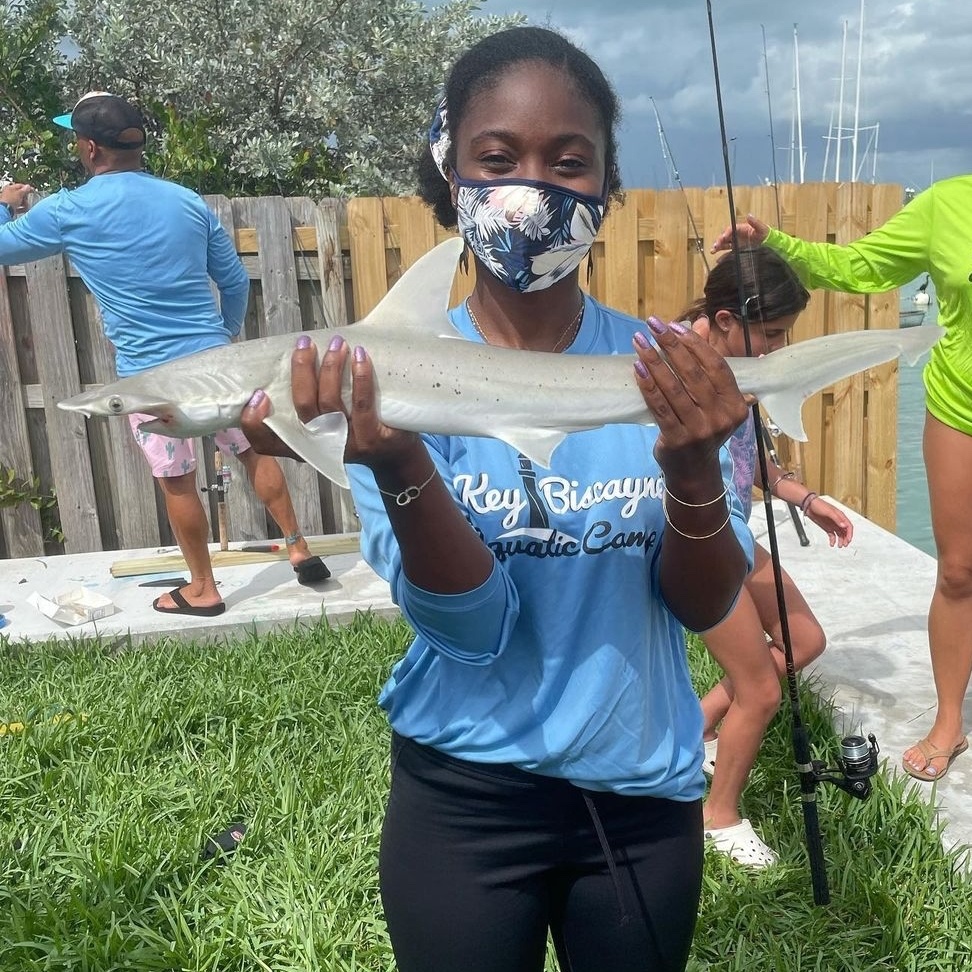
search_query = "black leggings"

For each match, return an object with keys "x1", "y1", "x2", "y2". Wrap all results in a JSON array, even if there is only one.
[{"x1": 380, "y1": 734, "x2": 703, "y2": 972}]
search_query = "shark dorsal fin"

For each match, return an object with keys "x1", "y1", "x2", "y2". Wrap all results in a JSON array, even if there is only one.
[{"x1": 358, "y1": 238, "x2": 463, "y2": 335}]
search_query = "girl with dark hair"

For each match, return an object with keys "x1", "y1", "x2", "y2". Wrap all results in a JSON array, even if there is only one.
[
  {"x1": 713, "y1": 188, "x2": 972, "y2": 784},
  {"x1": 680, "y1": 250, "x2": 853, "y2": 867},
  {"x1": 243, "y1": 26, "x2": 752, "y2": 971}
]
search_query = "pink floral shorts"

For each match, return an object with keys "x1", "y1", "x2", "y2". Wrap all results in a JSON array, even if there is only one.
[{"x1": 128, "y1": 413, "x2": 251, "y2": 479}]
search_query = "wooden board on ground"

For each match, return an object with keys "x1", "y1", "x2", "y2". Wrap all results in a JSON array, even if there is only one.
[{"x1": 110, "y1": 534, "x2": 361, "y2": 577}]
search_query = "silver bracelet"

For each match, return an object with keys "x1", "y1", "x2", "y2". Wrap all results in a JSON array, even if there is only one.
[
  {"x1": 662, "y1": 493, "x2": 732, "y2": 540},
  {"x1": 769, "y1": 470, "x2": 796, "y2": 492},
  {"x1": 377, "y1": 468, "x2": 437, "y2": 507},
  {"x1": 664, "y1": 482, "x2": 729, "y2": 508}
]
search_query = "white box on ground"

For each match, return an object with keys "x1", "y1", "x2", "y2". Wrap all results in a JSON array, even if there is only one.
[{"x1": 27, "y1": 588, "x2": 118, "y2": 626}]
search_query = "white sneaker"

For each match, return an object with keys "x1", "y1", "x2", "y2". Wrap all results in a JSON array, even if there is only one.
[
  {"x1": 702, "y1": 737, "x2": 718, "y2": 777},
  {"x1": 705, "y1": 818, "x2": 778, "y2": 868}
]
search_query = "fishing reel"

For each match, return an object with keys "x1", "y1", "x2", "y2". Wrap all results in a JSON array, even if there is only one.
[{"x1": 809, "y1": 733, "x2": 880, "y2": 800}]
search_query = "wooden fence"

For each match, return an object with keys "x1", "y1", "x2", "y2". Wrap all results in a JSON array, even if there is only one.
[{"x1": 0, "y1": 182, "x2": 905, "y2": 559}]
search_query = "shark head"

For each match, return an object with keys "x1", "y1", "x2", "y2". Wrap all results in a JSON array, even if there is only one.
[{"x1": 58, "y1": 374, "x2": 242, "y2": 437}]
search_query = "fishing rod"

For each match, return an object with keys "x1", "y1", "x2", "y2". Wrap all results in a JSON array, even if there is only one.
[
  {"x1": 704, "y1": 1, "x2": 878, "y2": 907},
  {"x1": 648, "y1": 96, "x2": 709, "y2": 273}
]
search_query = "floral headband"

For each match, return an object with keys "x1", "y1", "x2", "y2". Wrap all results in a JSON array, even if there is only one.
[{"x1": 428, "y1": 98, "x2": 451, "y2": 183}]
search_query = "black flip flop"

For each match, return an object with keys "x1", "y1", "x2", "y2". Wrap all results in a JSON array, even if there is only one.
[
  {"x1": 294, "y1": 556, "x2": 331, "y2": 586},
  {"x1": 201, "y1": 821, "x2": 247, "y2": 862},
  {"x1": 152, "y1": 587, "x2": 226, "y2": 617}
]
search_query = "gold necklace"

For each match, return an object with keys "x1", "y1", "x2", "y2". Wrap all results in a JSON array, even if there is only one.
[{"x1": 466, "y1": 298, "x2": 584, "y2": 353}]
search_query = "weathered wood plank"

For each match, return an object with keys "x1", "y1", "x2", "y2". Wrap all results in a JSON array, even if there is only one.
[
  {"x1": 205, "y1": 194, "x2": 266, "y2": 541},
  {"x1": 829, "y1": 183, "x2": 869, "y2": 512},
  {"x1": 235, "y1": 196, "x2": 322, "y2": 537},
  {"x1": 651, "y1": 190, "x2": 689, "y2": 322},
  {"x1": 23, "y1": 256, "x2": 102, "y2": 552},
  {"x1": 863, "y1": 183, "x2": 909, "y2": 531},
  {"x1": 287, "y1": 196, "x2": 358, "y2": 534},
  {"x1": 348, "y1": 197, "x2": 391, "y2": 319},
  {"x1": 0, "y1": 268, "x2": 44, "y2": 555},
  {"x1": 601, "y1": 193, "x2": 640, "y2": 319}
]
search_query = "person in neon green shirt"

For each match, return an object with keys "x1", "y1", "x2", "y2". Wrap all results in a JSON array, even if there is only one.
[{"x1": 711, "y1": 176, "x2": 972, "y2": 782}]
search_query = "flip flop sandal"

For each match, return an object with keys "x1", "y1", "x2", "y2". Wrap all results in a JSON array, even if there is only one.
[
  {"x1": 201, "y1": 821, "x2": 247, "y2": 862},
  {"x1": 294, "y1": 556, "x2": 331, "y2": 586},
  {"x1": 705, "y1": 818, "x2": 779, "y2": 868},
  {"x1": 902, "y1": 736, "x2": 969, "y2": 782},
  {"x1": 152, "y1": 587, "x2": 225, "y2": 617}
]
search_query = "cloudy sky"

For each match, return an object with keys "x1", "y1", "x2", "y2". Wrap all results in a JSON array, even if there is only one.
[{"x1": 472, "y1": 0, "x2": 971, "y2": 193}]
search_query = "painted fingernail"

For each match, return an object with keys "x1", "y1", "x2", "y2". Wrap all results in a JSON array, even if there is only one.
[
  {"x1": 353, "y1": 345, "x2": 366, "y2": 363},
  {"x1": 647, "y1": 316, "x2": 668, "y2": 335},
  {"x1": 634, "y1": 360, "x2": 649, "y2": 379},
  {"x1": 328, "y1": 334, "x2": 344, "y2": 351},
  {"x1": 296, "y1": 335, "x2": 311, "y2": 350},
  {"x1": 671, "y1": 321, "x2": 690, "y2": 335},
  {"x1": 247, "y1": 389, "x2": 265, "y2": 408},
  {"x1": 633, "y1": 331, "x2": 650, "y2": 349}
]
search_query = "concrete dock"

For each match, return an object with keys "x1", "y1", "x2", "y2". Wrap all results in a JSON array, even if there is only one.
[{"x1": 1, "y1": 504, "x2": 968, "y2": 854}]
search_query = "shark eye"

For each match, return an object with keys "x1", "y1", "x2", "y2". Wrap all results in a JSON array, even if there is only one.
[{"x1": 108, "y1": 396, "x2": 125, "y2": 413}]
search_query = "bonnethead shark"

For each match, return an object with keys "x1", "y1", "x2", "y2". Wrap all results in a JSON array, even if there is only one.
[{"x1": 59, "y1": 238, "x2": 942, "y2": 489}]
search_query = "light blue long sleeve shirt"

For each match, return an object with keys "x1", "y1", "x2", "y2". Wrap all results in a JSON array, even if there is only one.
[
  {"x1": 0, "y1": 171, "x2": 248, "y2": 376},
  {"x1": 348, "y1": 297, "x2": 754, "y2": 799}
]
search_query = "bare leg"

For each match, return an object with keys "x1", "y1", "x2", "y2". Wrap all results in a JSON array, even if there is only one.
[
  {"x1": 903, "y1": 413, "x2": 972, "y2": 777},
  {"x1": 700, "y1": 545, "x2": 826, "y2": 831},
  {"x1": 154, "y1": 471, "x2": 223, "y2": 610},
  {"x1": 701, "y1": 586, "x2": 781, "y2": 831},
  {"x1": 700, "y1": 545, "x2": 826, "y2": 734},
  {"x1": 235, "y1": 449, "x2": 314, "y2": 566}
]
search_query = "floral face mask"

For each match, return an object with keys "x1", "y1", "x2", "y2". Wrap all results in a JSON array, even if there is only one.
[{"x1": 452, "y1": 174, "x2": 605, "y2": 293}]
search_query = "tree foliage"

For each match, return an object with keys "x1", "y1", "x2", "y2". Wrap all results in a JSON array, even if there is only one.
[
  {"x1": 63, "y1": 0, "x2": 523, "y2": 196},
  {"x1": 0, "y1": 0, "x2": 78, "y2": 190}
]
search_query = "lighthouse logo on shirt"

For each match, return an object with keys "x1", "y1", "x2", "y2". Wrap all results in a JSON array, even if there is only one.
[{"x1": 453, "y1": 456, "x2": 664, "y2": 563}]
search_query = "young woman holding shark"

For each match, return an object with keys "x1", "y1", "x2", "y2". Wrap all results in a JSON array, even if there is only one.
[{"x1": 242, "y1": 25, "x2": 754, "y2": 972}]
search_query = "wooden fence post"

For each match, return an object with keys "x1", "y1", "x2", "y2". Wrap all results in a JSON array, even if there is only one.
[{"x1": 24, "y1": 256, "x2": 102, "y2": 552}]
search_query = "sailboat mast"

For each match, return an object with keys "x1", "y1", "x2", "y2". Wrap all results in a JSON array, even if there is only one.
[
  {"x1": 851, "y1": 0, "x2": 865, "y2": 181},
  {"x1": 794, "y1": 23, "x2": 805, "y2": 183},
  {"x1": 835, "y1": 18, "x2": 848, "y2": 181}
]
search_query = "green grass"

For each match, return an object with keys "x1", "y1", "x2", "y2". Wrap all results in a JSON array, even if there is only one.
[{"x1": 1, "y1": 615, "x2": 970, "y2": 971}]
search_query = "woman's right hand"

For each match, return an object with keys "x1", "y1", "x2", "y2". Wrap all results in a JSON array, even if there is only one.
[
  {"x1": 710, "y1": 214, "x2": 770, "y2": 253},
  {"x1": 240, "y1": 334, "x2": 420, "y2": 470}
]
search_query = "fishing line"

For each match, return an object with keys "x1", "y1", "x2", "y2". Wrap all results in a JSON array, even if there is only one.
[
  {"x1": 649, "y1": 96, "x2": 709, "y2": 273},
  {"x1": 758, "y1": 23, "x2": 810, "y2": 548},
  {"x1": 704, "y1": 0, "x2": 830, "y2": 905}
]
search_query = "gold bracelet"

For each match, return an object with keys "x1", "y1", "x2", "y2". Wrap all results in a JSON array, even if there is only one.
[
  {"x1": 769, "y1": 470, "x2": 796, "y2": 492},
  {"x1": 663, "y1": 482, "x2": 729, "y2": 508},
  {"x1": 377, "y1": 468, "x2": 437, "y2": 507},
  {"x1": 662, "y1": 494, "x2": 732, "y2": 540}
]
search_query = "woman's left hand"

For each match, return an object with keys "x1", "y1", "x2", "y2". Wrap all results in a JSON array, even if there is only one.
[{"x1": 633, "y1": 316, "x2": 749, "y2": 480}]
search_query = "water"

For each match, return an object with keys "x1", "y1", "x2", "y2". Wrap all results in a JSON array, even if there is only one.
[{"x1": 895, "y1": 290, "x2": 935, "y2": 557}]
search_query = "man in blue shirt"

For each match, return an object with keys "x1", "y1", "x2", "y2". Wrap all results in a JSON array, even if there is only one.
[{"x1": 0, "y1": 92, "x2": 329, "y2": 614}]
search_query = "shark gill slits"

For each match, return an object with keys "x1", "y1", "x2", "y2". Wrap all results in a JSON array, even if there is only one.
[{"x1": 108, "y1": 396, "x2": 124, "y2": 413}]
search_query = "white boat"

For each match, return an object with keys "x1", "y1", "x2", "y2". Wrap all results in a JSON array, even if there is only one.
[{"x1": 900, "y1": 308, "x2": 926, "y2": 328}]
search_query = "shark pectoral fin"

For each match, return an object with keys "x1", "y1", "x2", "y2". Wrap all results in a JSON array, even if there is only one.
[
  {"x1": 263, "y1": 410, "x2": 351, "y2": 489},
  {"x1": 757, "y1": 393, "x2": 808, "y2": 442},
  {"x1": 500, "y1": 428, "x2": 569, "y2": 468}
]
